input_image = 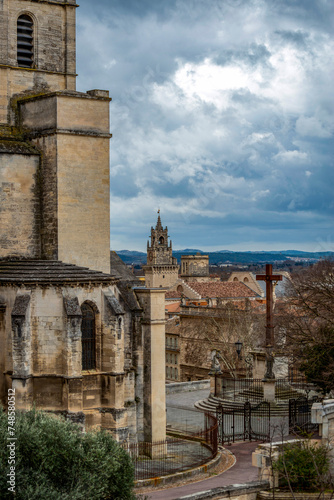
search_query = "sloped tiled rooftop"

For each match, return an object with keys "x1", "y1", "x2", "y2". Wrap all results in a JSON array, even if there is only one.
[
  {"x1": 185, "y1": 281, "x2": 259, "y2": 299},
  {"x1": 0, "y1": 260, "x2": 117, "y2": 285}
]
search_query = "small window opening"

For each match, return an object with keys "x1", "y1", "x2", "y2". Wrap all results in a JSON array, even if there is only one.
[
  {"x1": 17, "y1": 15, "x2": 34, "y2": 68},
  {"x1": 117, "y1": 317, "x2": 122, "y2": 340},
  {"x1": 81, "y1": 303, "x2": 96, "y2": 370}
]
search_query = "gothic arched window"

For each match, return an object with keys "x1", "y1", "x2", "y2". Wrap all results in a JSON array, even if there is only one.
[
  {"x1": 17, "y1": 15, "x2": 34, "y2": 68},
  {"x1": 81, "y1": 303, "x2": 96, "y2": 370},
  {"x1": 159, "y1": 236, "x2": 164, "y2": 245}
]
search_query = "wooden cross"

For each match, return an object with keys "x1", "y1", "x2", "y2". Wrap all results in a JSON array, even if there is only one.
[{"x1": 256, "y1": 264, "x2": 282, "y2": 348}]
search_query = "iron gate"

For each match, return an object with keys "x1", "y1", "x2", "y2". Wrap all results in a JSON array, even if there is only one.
[
  {"x1": 289, "y1": 397, "x2": 318, "y2": 434},
  {"x1": 216, "y1": 401, "x2": 270, "y2": 444}
]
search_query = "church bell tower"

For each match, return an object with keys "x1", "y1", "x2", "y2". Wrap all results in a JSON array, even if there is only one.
[
  {"x1": 0, "y1": 0, "x2": 77, "y2": 126},
  {"x1": 0, "y1": 0, "x2": 111, "y2": 274},
  {"x1": 144, "y1": 213, "x2": 179, "y2": 288}
]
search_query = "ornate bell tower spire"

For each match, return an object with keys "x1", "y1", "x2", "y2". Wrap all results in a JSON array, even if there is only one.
[
  {"x1": 144, "y1": 212, "x2": 179, "y2": 288},
  {"x1": 147, "y1": 211, "x2": 173, "y2": 265}
]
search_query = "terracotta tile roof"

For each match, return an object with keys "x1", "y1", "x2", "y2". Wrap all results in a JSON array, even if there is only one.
[
  {"x1": 165, "y1": 290, "x2": 182, "y2": 299},
  {"x1": 185, "y1": 281, "x2": 259, "y2": 298},
  {"x1": 165, "y1": 316, "x2": 181, "y2": 333},
  {"x1": 165, "y1": 302, "x2": 181, "y2": 314}
]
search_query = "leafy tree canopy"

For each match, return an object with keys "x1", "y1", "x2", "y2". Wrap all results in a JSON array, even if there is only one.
[{"x1": 276, "y1": 259, "x2": 334, "y2": 394}]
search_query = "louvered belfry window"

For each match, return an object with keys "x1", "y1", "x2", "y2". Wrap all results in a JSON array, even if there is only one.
[
  {"x1": 17, "y1": 15, "x2": 34, "y2": 68},
  {"x1": 81, "y1": 303, "x2": 96, "y2": 370}
]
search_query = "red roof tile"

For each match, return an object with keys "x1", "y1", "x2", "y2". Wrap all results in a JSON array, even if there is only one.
[
  {"x1": 165, "y1": 303, "x2": 181, "y2": 313},
  {"x1": 165, "y1": 290, "x2": 182, "y2": 298},
  {"x1": 186, "y1": 281, "x2": 258, "y2": 298}
]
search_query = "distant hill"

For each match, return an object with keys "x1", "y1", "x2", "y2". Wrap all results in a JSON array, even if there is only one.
[{"x1": 114, "y1": 249, "x2": 334, "y2": 266}]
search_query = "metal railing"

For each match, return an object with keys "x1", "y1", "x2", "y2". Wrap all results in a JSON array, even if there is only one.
[
  {"x1": 217, "y1": 376, "x2": 316, "y2": 402},
  {"x1": 125, "y1": 408, "x2": 218, "y2": 480},
  {"x1": 219, "y1": 378, "x2": 264, "y2": 402}
]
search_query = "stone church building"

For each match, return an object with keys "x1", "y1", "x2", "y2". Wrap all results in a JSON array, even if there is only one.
[{"x1": 0, "y1": 0, "x2": 166, "y2": 444}]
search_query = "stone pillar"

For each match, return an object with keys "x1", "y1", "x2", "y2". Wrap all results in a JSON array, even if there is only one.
[
  {"x1": 209, "y1": 372, "x2": 223, "y2": 397},
  {"x1": 135, "y1": 288, "x2": 166, "y2": 449},
  {"x1": 11, "y1": 293, "x2": 33, "y2": 409},
  {"x1": 263, "y1": 380, "x2": 276, "y2": 402},
  {"x1": 62, "y1": 296, "x2": 84, "y2": 424},
  {"x1": 250, "y1": 350, "x2": 267, "y2": 379},
  {"x1": 312, "y1": 400, "x2": 334, "y2": 474}
]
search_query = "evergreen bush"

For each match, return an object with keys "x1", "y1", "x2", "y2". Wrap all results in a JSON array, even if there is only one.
[
  {"x1": 0, "y1": 408, "x2": 135, "y2": 500},
  {"x1": 273, "y1": 441, "x2": 330, "y2": 492}
]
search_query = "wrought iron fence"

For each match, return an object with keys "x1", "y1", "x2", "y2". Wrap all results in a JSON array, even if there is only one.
[
  {"x1": 219, "y1": 378, "x2": 264, "y2": 402},
  {"x1": 216, "y1": 401, "x2": 271, "y2": 444},
  {"x1": 217, "y1": 376, "x2": 316, "y2": 402},
  {"x1": 289, "y1": 396, "x2": 320, "y2": 435},
  {"x1": 124, "y1": 408, "x2": 218, "y2": 480}
]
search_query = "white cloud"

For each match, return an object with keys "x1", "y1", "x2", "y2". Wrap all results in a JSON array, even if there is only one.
[
  {"x1": 273, "y1": 150, "x2": 309, "y2": 163},
  {"x1": 296, "y1": 115, "x2": 332, "y2": 138}
]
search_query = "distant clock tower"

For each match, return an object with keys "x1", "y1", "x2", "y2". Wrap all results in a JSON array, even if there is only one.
[{"x1": 144, "y1": 213, "x2": 179, "y2": 288}]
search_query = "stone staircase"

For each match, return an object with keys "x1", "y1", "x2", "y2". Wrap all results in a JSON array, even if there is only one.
[{"x1": 195, "y1": 385, "x2": 314, "y2": 416}]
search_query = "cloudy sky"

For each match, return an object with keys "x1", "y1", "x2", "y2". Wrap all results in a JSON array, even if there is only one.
[{"x1": 76, "y1": 0, "x2": 333, "y2": 253}]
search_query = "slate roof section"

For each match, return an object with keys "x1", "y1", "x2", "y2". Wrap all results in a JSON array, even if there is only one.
[
  {"x1": 104, "y1": 293, "x2": 125, "y2": 315},
  {"x1": 117, "y1": 281, "x2": 142, "y2": 312},
  {"x1": 0, "y1": 260, "x2": 118, "y2": 285},
  {"x1": 110, "y1": 251, "x2": 141, "y2": 283}
]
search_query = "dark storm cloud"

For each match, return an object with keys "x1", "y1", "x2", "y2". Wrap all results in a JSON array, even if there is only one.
[{"x1": 77, "y1": 0, "x2": 334, "y2": 252}]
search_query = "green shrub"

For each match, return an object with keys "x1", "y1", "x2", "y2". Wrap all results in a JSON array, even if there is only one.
[
  {"x1": 273, "y1": 441, "x2": 330, "y2": 492},
  {"x1": 0, "y1": 408, "x2": 135, "y2": 500}
]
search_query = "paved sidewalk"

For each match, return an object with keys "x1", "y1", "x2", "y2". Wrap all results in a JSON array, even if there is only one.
[
  {"x1": 166, "y1": 389, "x2": 209, "y2": 408},
  {"x1": 144, "y1": 441, "x2": 259, "y2": 500},
  {"x1": 143, "y1": 385, "x2": 300, "y2": 499},
  {"x1": 139, "y1": 387, "x2": 260, "y2": 499}
]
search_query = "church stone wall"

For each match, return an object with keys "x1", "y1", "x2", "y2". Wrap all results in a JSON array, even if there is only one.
[
  {"x1": 0, "y1": 152, "x2": 41, "y2": 259},
  {"x1": 18, "y1": 92, "x2": 111, "y2": 273},
  {"x1": 57, "y1": 133, "x2": 110, "y2": 273},
  {"x1": 0, "y1": 282, "x2": 135, "y2": 438}
]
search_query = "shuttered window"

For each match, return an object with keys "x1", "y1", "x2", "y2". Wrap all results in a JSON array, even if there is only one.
[{"x1": 17, "y1": 15, "x2": 34, "y2": 68}]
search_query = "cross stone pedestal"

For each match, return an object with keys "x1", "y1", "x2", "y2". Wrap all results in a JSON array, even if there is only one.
[
  {"x1": 250, "y1": 350, "x2": 267, "y2": 379},
  {"x1": 209, "y1": 371, "x2": 222, "y2": 397},
  {"x1": 263, "y1": 379, "x2": 275, "y2": 402}
]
